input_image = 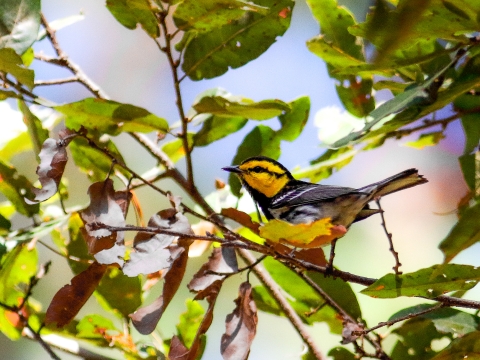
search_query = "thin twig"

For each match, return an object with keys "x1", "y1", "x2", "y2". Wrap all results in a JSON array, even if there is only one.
[
  {"x1": 354, "y1": 303, "x2": 444, "y2": 336},
  {"x1": 35, "y1": 77, "x2": 79, "y2": 86},
  {"x1": 297, "y1": 271, "x2": 391, "y2": 360},
  {"x1": 207, "y1": 255, "x2": 267, "y2": 276},
  {"x1": 155, "y1": 11, "x2": 194, "y2": 187},
  {"x1": 130, "y1": 132, "x2": 174, "y2": 169},
  {"x1": 40, "y1": 14, "x2": 109, "y2": 99},
  {"x1": 37, "y1": 240, "x2": 93, "y2": 264},
  {"x1": 376, "y1": 199, "x2": 402, "y2": 274}
]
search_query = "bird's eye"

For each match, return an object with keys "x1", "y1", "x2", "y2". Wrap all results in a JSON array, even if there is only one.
[{"x1": 251, "y1": 166, "x2": 263, "y2": 172}]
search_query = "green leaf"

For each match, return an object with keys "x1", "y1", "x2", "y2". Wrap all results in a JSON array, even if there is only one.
[
  {"x1": 0, "y1": 0, "x2": 41, "y2": 54},
  {"x1": 0, "y1": 213, "x2": 11, "y2": 235},
  {"x1": 173, "y1": 0, "x2": 268, "y2": 33},
  {"x1": 0, "y1": 132, "x2": 32, "y2": 161},
  {"x1": 454, "y1": 87, "x2": 480, "y2": 156},
  {"x1": 95, "y1": 267, "x2": 142, "y2": 318},
  {"x1": 364, "y1": 0, "x2": 432, "y2": 64},
  {"x1": 392, "y1": 317, "x2": 449, "y2": 360},
  {"x1": 106, "y1": 0, "x2": 159, "y2": 38},
  {"x1": 0, "y1": 48, "x2": 34, "y2": 89},
  {"x1": 6, "y1": 215, "x2": 69, "y2": 243},
  {"x1": 460, "y1": 113, "x2": 480, "y2": 155},
  {"x1": 193, "y1": 96, "x2": 290, "y2": 120},
  {"x1": 432, "y1": 331, "x2": 480, "y2": 360},
  {"x1": 181, "y1": 0, "x2": 293, "y2": 80},
  {"x1": 336, "y1": 78, "x2": 375, "y2": 118},
  {"x1": 177, "y1": 299, "x2": 205, "y2": 348},
  {"x1": 306, "y1": 36, "x2": 365, "y2": 69},
  {"x1": 69, "y1": 136, "x2": 129, "y2": 182},
  {"x1": 161, "y1": 133, "x2": 195, "y2": 163},
  {"x1": 404, "y1": 131, "x2": 445, "y2": 149},
  {"x1": 76, "y1": 314, "x2": 119, "y2": 343},
  {"x1": 350, "y1": 0, "x2": 480, "y2": 53},
  {"x1": 0, "y1": 244, "x2": 37, "y2": 307},
  {"x1": 458, "y1": 153, "x2": 476, "y2": 194},
  {"x1": 251, "y1": 286, "x2": 283, "y2": 316},
  {"x1": 306, "y1": 0, "x2": 363, "y2": 60},
  {"x1": 18, "y1": 100, "x2": 49, "y2": 159},
  {"x1": 439, "y1": 203, "x2": 480, "y2": 263},
  {"x1": 331, "y1": 83, "x2": 430, "y2": 147},
  {"x1": 0, "y1": 90, "x2": 19, "y2": 100},
  {"x1": 292, "y1": 147, "x2": 356, "y2": 183},
  {"x1": 229, "y1": 125, "x2": 280, "y2": 196},
  {"x1": 328, "y1": 347, "x2": 356, "y2": 360},
  {"x1": 331, "y1": 53, "x2": 461, "y2": 147},
  {"x1": 193, "y1": 115, "x2": 247, "y2": 146},
  {"x1": 56, "y1": 98, "x2": 169, "y2": 136},
  {"x1": 305, "y1": 0, "x2": 375, "y2": 117},
  {"x1": 0, "y1": 307, "x2": 21, "y2": 340},
  {"x1": 391, "y1": 304, "x2": 480, "y2": 336},
  {"x1": 276, "y1": 96, "x2": 310, "y2": 141},
  {"x1": 361, "y1": 264, "x2": 480, "y2": 299},
  {"x1": 262, "y1": 257, "x2": 359, "y2": 331},
  {"x1": 67, "y1": 213, "x2": 94, "y2": 275},
  {"x1": 0, "y1": 161, "x2": 39, "y2": 216}
]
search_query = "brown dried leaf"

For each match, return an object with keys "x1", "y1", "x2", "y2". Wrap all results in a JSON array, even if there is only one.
[
  {"x1": 296, "y1": 248, "x2": 328, "y2": 267},
  {"x1": 130, "y1": 247, "x2": 189, "y2": 334},
  {"x1": 169, "y1": 335, "x2": 189, "y2": 360},
  {"x1": 25, "y1": 132, "x2": 74, "y2": 204},
  {"x1": 221, "y1": 208, "x2": 260, "y2": 234},
  {"x1": 188, "y1": 247, "x2": 238, "y2": 293},
  {"x1": 81, "y1": 179, "x2": 130, "y2": 256},
  {"x1": 269, "y1": 243, "x2": 327, "y2": 266},
  {"x1": 122, "y1": 208, "x2": 192, "y2": 277},
  {"x1": 221, "y1": 282, "x2": 258, "y2": 360},
  {"x1": 45, "y1": 261, "x2": 107, "y2": 327}
]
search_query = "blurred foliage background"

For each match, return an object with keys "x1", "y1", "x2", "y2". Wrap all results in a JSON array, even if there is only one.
[{"x1": 1, "y1": 0, "x2": 478, "y2": 359}]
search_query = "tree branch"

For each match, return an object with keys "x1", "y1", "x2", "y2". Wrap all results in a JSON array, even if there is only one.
[
  {"x1": 40, "y1": 14, "x2": 109, "y2": 99},
  {"x1": 155, "y1": 10, "x2": 194, "y2": 188}
]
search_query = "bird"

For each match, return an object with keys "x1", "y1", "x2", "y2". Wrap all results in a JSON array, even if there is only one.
[{"x1": 222, "y1": 156, "x2": 428, "y2": 261}]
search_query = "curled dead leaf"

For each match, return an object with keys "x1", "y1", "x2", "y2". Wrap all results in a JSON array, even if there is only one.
[
  {"x1": 130, "y1": 243, "x2": 189, "y2": 334},
  {"x1": 122, "y1": 208, "x2": 192, "y2": 277},
  {"x1": 221, "y1": 282, "x2": 257, "y2": 360},
  {"x1": 188, "y1": 247, "x2": 238, "y2": 294},
  {"x1": 25, "y1": 130, "x2": 75, "y2": 204},
  {"x1": 81, "y1": 179, "x2": 130, "y2": 256}
]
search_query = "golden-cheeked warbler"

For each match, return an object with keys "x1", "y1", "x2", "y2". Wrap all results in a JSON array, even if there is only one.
[{"x1": 223, "y1": 156, "x2": 428, "y2": 229}]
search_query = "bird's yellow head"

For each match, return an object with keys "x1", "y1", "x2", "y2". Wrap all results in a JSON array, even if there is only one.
[{"x1": 223, "y1": 156, "x2": 294, "y2": 198}]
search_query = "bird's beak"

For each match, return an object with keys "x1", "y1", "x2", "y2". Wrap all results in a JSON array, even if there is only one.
[{"x1": 222, "y1": 165, "x2": 242, "y2": 174}]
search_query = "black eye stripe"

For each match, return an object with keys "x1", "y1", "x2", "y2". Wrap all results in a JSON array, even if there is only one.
[{"x1": 248, "y1": 166, "x2": 283, "y2": 178}]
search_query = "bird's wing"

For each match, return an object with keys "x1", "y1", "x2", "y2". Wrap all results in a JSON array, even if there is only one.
[{"x1": 270, "y1": 182, "x2": 363, "y2": 209}]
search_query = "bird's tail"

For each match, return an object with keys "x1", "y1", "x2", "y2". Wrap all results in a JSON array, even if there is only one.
[{"x1": 359, "y1": 168, "x2": 428, "y2": 198}]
